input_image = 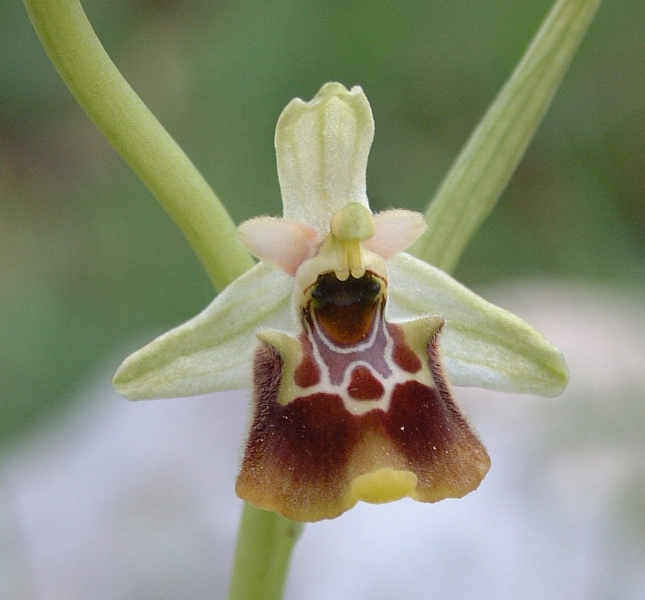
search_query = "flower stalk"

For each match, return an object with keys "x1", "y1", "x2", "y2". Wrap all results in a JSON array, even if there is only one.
[{"x1": 228, "y1": 505, "x2": 303, "y2": 600}]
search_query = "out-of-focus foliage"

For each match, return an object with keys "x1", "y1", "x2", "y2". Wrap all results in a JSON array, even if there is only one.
[{"x1": 1, "y1": 0, "x2": 643, "y2": 441}]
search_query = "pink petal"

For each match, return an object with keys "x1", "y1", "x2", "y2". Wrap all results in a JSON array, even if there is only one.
[
  {"x1": 364, "y1": 210, "x2": 427, "y2": 259},
  {"x1": 237, "y1": 217, "x2": 319, "y2": 276}
]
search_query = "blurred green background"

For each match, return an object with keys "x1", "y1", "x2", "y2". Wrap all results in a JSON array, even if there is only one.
[{"x1": 1, "y1": 0, "x2": 643, "y2": 443}]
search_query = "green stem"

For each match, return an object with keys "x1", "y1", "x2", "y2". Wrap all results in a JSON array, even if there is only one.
[
  {"x1": 24, "y1": 2, "x2": 299, "y2": 597},
  {"x1": 410, "y1": 0, "x2": 601, "y2": 272},
  {"x1": 228, "y1": 504, "x2": 304, "y2": 600},
  {"x1": 23, "y1": 0, "x2": 254, "y2": 290}
]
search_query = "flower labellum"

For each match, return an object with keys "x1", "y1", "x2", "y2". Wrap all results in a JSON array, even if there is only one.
[
  {"x1": 237, "y1": 202, "x2": 490, "y2": 521},
  {"x1": 112, "y1": 83, "x2": 569, "y2": 522}
]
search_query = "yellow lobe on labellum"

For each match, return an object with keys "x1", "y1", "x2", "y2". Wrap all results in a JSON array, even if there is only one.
[{"x1": 350, "y1": 469, "x2": 418, "y2": 504}]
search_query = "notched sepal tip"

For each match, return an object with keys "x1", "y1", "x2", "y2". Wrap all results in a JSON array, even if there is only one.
[{"x1": 275, "y1": 83, "x2": 374, "y2": 235}]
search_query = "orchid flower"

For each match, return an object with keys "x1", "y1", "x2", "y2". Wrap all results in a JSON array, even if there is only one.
[{"x1": 113, "y1": 83, "x2": 568, "y2": 522}]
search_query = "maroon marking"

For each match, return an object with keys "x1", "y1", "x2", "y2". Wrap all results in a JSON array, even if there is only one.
[
  {"x1": 241, "y1": 390, "x2": 359, "y2": 485},
  {"x1": 383, "y1": 378, "x2": 488, "y2": 495},
  {"x1": 387, "y1": 323, "x2": 422, "y2": 373},
  {"x1": 384, "y1": 380, "x2": 458, "y2": 461},
  {"x1": 382, "y1": 326, "x2": 472, "y2": 464},
  {"x1": 348, "y1": 366, "x2": 385, "y2": 400},
  {"x1": 293, "y1": 333, "x2": 320, "y2": 388},
  {"x1": 238, "y1": 341, "x2": 364, "y2": 518}
]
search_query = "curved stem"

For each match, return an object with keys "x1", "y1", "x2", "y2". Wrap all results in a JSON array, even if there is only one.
[
  {"x1": 410, "y1": 0, "x2": 600, "y2": 272},
  {"x1": 24, "y1": 1, "x2": 596, "y2": 598},
  {"x1": 24, "y1": 3, "x2": 299, "y2": 598},
  {"x1": 23, "y1": 0, "x2": 254, "y2": 290},
  {"x1": 228, "y1": 504, "x2": 303, "y2": 600}
]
